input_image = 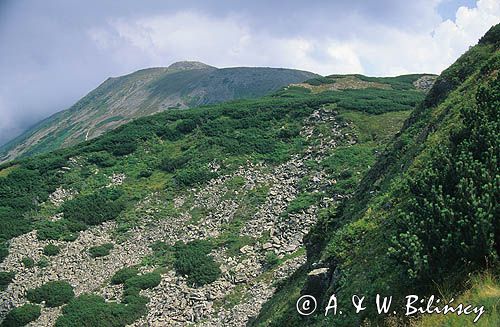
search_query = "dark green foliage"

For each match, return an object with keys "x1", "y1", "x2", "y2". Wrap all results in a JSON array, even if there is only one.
[
  {"x1": 277, "y1": 124, "x2": 300, "y2": 139},
  {"x1": 479, "y1": 23, "x2": 500, "y2": 46},
  {"x1": 36, "y1": 219, "x2": 83, "y2": 241},
  {"x1": 425, "y1": 44, "x2": 492, "y2": 108},
  {"x1": 173, "y1": 240, "x2": 221, "y2": 286},
  {"x1": 88, "y1": 243, "x2": 114, "y2": 258},
  {"x1": 285, "y1": 193, "x2": 318, "y2": 215},
  {"x1": 175, "y1": 119, "x2": 197, "y2": 134},
  {"x1": 37, "y1": 257, "x2": 50, "y2": 268},
  {"x1": 54, "y1": 294, "x2": 147, "y2": 327},
  {"x1": 250, "y1": 25, "x2": 499, "y2": 327},
  {"x1": 87, "y1": 151, "x2": 116, "y2": 167},
  {"x1": 61, "y1": 190, "x2": 125, "y2": 226},
  {"x1": 390, "y1": 74, "x2": 499, "y2": 281},
  {"x1": 264, "y1": 251, "x2": 280, "y2": 267},
  {"x1": 155, "y1": 125, "x2": 180, "y2": 141},
  {"x1": 21, "y1": 257, "x2": 34, "y2": 268},
  {"x1": 0, "y1": 166, "x2": 59, "y2": 250},
  {"x1": 27, "y1": 281, "x2": 74, "y2": 307},
  {"x1": 43, "y1": 244, "x2": 60, "y2": 256},
  {"x1": 174, "y1": 168, "x2": 216, "y2": 187},
  {"x1": 0, "y1": 271, "x2": 15, "y2": 291},
  {"x1": 90, "y1": 131, "x2": 140, "y2": 157},
  {"x1": 159, "y1": 155, "x2": 191, "y2": 173},
  {"x1": 137, "y1": 169, "x2": 152, "y2": 178},
  {"x1": 110, "y1": 141, "x2": 137, "y2": 156},
  {"x1": 110, "y1": 267, "x2": 139, "y2": 285},
  {"x1": 0, "y1": 243, "x2": 8, "y2": 263},
  {"x1": 124, "y1": 272, "x2": 161, "y2": 290},
  {"x1": 1, "y1": 304, "x2": 41, "y2": 327}
]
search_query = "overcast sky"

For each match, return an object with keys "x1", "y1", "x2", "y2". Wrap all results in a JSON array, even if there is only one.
[{"x1": 0, "y1": 0, "x2": 499, "y2": 146}]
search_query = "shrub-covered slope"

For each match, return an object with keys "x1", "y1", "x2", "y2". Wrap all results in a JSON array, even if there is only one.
[
  {"x1": 251, "y1": 23, "x2": 499, "y2": 327},
  {"x1": 0, "y1": 72, "x2": 429, "y2": 325},
  {"x1": 0, "y1": 61, "x2": 318, "y2": 163}
]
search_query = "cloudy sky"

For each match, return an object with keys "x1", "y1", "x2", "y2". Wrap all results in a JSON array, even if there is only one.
[{"x1": 0, "y1": 0, "x2": 499, "y2": 146}]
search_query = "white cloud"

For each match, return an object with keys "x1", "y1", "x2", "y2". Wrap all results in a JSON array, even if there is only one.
[{"x1": 87, "y1": 1, "x2": 499, "y2": 77}]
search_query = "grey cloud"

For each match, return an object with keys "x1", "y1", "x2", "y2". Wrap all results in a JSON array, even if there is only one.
[{"x1": 0, "y1": 0, "x2": 494, "y2": 146}]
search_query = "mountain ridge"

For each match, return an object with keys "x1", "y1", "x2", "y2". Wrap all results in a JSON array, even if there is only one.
[{"x1": 0, "y1": 62, "x2": 318, "y2": 163}]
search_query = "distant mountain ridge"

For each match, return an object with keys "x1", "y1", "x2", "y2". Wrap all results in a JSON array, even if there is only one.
[{"x1": 0, "y1": 61, "x2": 318, "y2": 162}]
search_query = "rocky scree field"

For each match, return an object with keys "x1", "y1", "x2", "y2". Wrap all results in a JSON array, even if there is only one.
[{"x1": 0, "y1": 72, "x2": 432, "y2": 326}]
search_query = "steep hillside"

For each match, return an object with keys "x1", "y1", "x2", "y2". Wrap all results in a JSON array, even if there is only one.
[
  {"x1": 0, "y1": 62, "x2": 318, "y2": 163},
  {"x1": 252, "y1": 23, "x2": 499, "y2": 327},
  {"x1": 0, "y1": 73, "x2": 429, "y2": 326}
]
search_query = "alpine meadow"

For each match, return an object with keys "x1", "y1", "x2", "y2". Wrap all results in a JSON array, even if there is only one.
[{"x1": 0, "y1": 5, "x2": 498, "y2": 327}]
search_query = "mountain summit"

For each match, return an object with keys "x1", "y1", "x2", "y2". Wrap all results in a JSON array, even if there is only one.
[
  {"x1": 166, "y1": 61, "x2": 215, "y2": 70},
  {"x1": 0, "y1": 63, "x2": 318, "y2": 162}
]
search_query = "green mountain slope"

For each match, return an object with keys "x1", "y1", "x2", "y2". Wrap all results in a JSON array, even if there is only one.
[
  {"x1": 251, "y1": 23, "x2": 499, "y2": 327},
  {"x1": 0, "y1": 72, "x2": 431, "y2": 325},
  {"x1": 0, "y1": 61, "x2": 318, "y2": 163}
]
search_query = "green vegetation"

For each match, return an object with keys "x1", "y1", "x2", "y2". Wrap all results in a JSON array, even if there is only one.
[
  {"x1": 390, "y1": 71, "x2": 499, "y2": 281},
  {"x1": 124, "y1": 272, "x2": 161, "y2": 290},
  {"x1": 37, "y1": 257, "x2": 50, "y2": 268},
  {"x1": 264, "y1": 251, "x2": 280, "y2": 267},
  {"x1": 284, "y1": 192, "x2": 317, "y2": 215},
  {"x1": 54, "y1": 267, "x2": 158, "y2": 326},
  {"x1": 88, "y1": 243, "x2": 114, "y2": 258},
  {"x1": 415, "y1": 272, "x2": 499, "y2": 327},
  {"x1": 0, "y1": 304, "x2": 41, "y2": 327},
  {"x1": 0, "y1": 271, "x2": 15, "y2": 291},
  {"x1": 36, "y1": 219, "x2": 82, "y2": 241},
  {"x1": 21, "y1": 257, "x2": 34, "y2": 268},
  {"x1": 0, "y1": 45, "x2": 440, "y2": 327},
  {"x1": 87, "y1": 151, "x2": 116, "y2": 167},
  {"x1": 61, "y1": 190, "x2": 125, "y2": 226},
  {"x1": 42, "y1": 244, "x2": 60, "y2": 256},
  {"x1": 173, "y1": 240, "x2": 221, "y2": 286},
  {"x1": 251, "y1": 23, "x2": 499, "y2": 327},
  {"x1": 0, "y1": 65, "x2": 317, "y2": 162},
  {"x1": 0, "y1": 71, "x2": 426, "y2": 268},
  {"x1": 26, "y1": 281, "x2": 75, "y2": 307},
  {"x1": 55, "y1": 294, "x2": 148, "y2": 327},
  {"x1": 110, "y1": 266, "x2": 139, "y2": 285}
]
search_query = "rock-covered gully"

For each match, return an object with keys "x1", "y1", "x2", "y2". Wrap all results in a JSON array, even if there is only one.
[{"x1": 0, "y1": 108, "x2": 356, "y2": 326}]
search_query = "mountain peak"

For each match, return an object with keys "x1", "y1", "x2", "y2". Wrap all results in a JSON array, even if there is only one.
[{"x1": 167, "y1": 61, "x2": 215, "y2": 71}]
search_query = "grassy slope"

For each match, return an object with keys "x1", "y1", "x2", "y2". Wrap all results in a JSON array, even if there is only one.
[
  {"x1": 414, "y1": 272, "x2": 499, "y2": 327},
  {"x1": 0, "y1": 73, "x2": 428, "y2": 325},
  {"x1": 251, "y1": 24, "x2": 499, "y2": 327},
  {"x1": 0, "y1": 65, "x2": 318, "y2": 163}
]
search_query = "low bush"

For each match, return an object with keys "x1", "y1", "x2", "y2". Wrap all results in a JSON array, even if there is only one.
[
  {"x1": 26, "y1": 280, "x2": 74, "y2": 307},
  {"x1": 0, "y1": 243, "x2": 8, "y2": 263},
  {"x1": 110, "y1": 266, "x2": 139, "y2": 285},
  {"x1": 87, "y1": 152, "x2": 116, "y2": 167},
  {"x1": 88, "y1": 243, "x2": 114, "y2": 258},
  {"x1": 37, "y1": 257, "x2": 50, "y2": 268},
  {"x1": 61, "y1": 190, "x2": 125, "y2": 226},
  {"x1": 21, "y1": 257, "x2": 34, "y2": 268},
  {"x1": 173, "y1": 240, "x2": 221, "y2": 286},
  {"x1": 43, "y1": 244, "x2": 60, "y2": 256},
  {"x1": 159, "y1": 155, "x2": 191, "y2": 173},
  {"x1": 174, "y1": 168, "x2": 216, "y2": 187},
  {"x1": 264, "y1": 251, "x2": 280, "y2": 267},
  {"x1": 36, "y1": 220, "x2": 82, "y2": 241},
  {"x1": 137, "y1": 169, "x2": 152, "y2": 178},
  {"x1": 1, "y1": 304, "x2": 41, "y2": 327},
  {"x1": 0, "y1": 271, "x2": 15, "y2": 291},
  {"x1": 55, "y1": 294, "x2": 147, "y2": 327},
  {"x1": 124, "y1": 272, "x2": 161, "y2": 290}
]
